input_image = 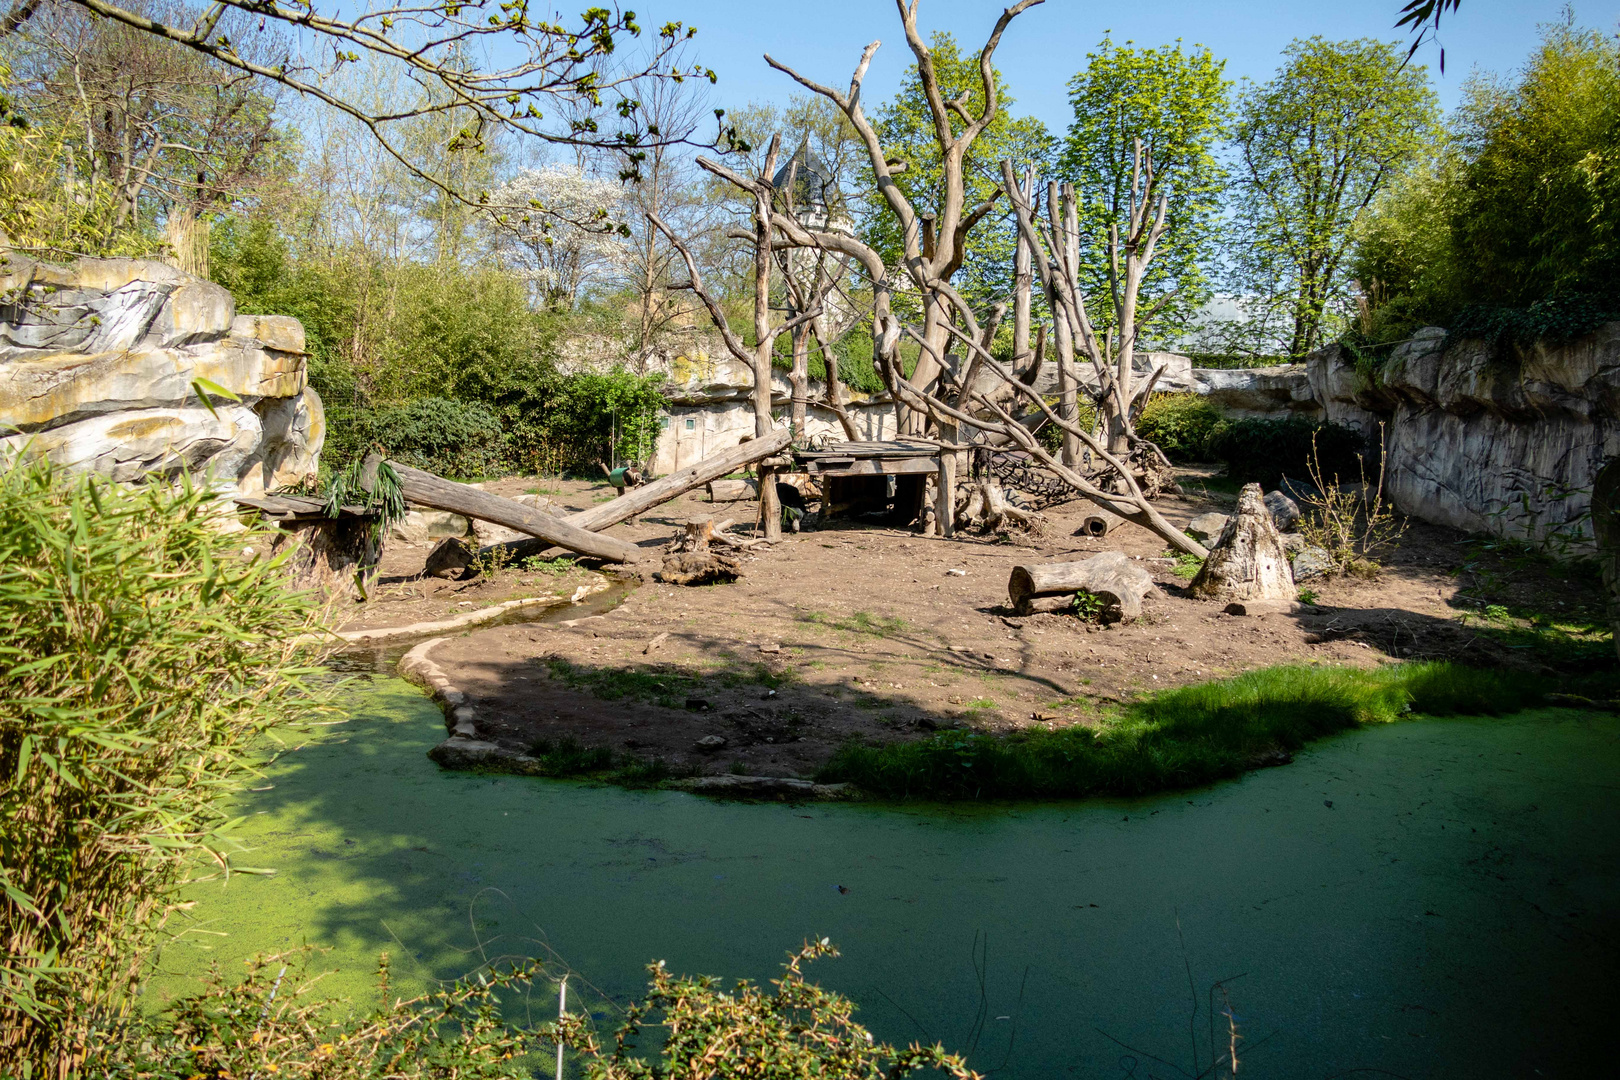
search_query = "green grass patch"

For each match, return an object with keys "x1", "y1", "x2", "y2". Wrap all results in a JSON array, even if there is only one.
[
  {"x1": 1166, "y1": 551, "x2": 1204, "y2": 580},
  {"x1": 818, "y1": 662, "x2": 1549, "y2": 800},
  {"x1": 524, "y1": 736, "x2": 614, "y2": 776}
]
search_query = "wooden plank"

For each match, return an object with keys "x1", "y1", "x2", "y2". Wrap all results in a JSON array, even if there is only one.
[
  {"x1": 811, "y1": 456, "x2": 940, "y2": 477},
  {"x1": 377, "y1": 456, "x2": 644, "y2": 563},
  {"x1": 563, "y1": 427, "x2": 791, "y2": 533},
  {"x1": 936, "y1": 453, "x2": 955, "y2": 538}
]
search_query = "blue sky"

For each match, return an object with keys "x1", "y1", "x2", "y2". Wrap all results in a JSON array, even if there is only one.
[{"x1": 628, "y1": 0, "x2": 1620, "y2": 129}]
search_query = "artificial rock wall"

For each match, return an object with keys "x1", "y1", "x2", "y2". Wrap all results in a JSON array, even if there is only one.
[
  {"x1": 0, "y1": 255, "x2": 322, "y2": 495},
  {"x1": 1306, "y1": 324, "x2": 1620, "y2": 554}
]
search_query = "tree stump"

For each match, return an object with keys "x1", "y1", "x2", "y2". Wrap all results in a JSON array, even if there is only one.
[
  {"x1": 1188, "y1": 483, "x2": 1296, "y2": 602},
  {"x1": 657, "y1": 517, "x2": 742, "y2": 586},
  {"x1": 1007, "y1": 550, "x2": 1156, "y2": 620}
]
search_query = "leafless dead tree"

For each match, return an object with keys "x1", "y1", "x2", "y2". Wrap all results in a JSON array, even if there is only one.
[
  {"x1": 0, "y1": 0, "x2": 713, "y2": 216},
  {"x1": 762, "y1": 0, "x2": 1040, "y2": 436}
]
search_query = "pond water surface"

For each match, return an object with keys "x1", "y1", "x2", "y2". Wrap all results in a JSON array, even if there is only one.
[{"x1": 151, "y1": 677, "x2": 1620, "y2": 1078}]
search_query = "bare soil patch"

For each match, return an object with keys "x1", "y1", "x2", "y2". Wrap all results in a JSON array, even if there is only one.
[{"x1": 360, "y1": 471, "x2": 1608, "y2": 779}]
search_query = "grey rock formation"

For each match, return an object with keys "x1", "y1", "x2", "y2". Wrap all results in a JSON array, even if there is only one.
[
  {"x1": 1292, "y1": 546, "x2": 1334, "y2": 581},
  {"x1": 1307, "y1": 322, "x2": 1620, "y2": 554},
  {"x1": 0, "y1": 254, "x2": 322, "y2": 493},
  {"x1": 1187, "y1": 512, "x2": 1230, "y2": 545},
  {"x1": 1264, "y1": 489, "x2": 1302, "y2": 531},
  {"x1": 1192, "y1": 365, "x2": 1320, "y2": 417}
]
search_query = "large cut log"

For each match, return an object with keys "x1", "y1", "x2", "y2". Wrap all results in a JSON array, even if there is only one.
[
  {"x1": 1007, "y1": 551, "x2": 1156, "y2": 620},
  {"x1": 379, "y1": 457, "x2": 644, "y2": 563},
  {"x1": 564, "y1": 428, "x2": 792, "y2": 533},
  {"x1": 1188, "y1": 483, "x2": 1295, "y2": 601}
]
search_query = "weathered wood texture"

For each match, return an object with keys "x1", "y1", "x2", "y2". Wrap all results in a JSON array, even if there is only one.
[
  {"x1": 565, "y1": 428, "x2": 791, "y2": 533},
  {"x1": 381, "y1": 457, "x2": 644, "y2": 563},
  {"x1": 1188, "y1": 483, "x2": 1295, "y2": 602},
  {"x1": 1077, "y1": 509, "x2": 1122, "y2": 537},
  {"x1": 1008, "y1": 551, "x2": 1156, "y2": 619},
  {"x1": 707, "y1": 478, "x2": 760, "y2": 502}
]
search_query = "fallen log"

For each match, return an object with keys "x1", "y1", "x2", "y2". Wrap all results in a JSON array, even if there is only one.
[
  {"x1": 377, "y1": 456, "x2": 644, "y2": 564},
  {"x1": 1077, "y1": 508, "x2": 1122, "y2": 538},
  {"x1": 1007, "y1": 551, "x2": 1157, "y2": 620},
  {"x1": 564, "y1": 428, "x2": 792, "y2": 533}
]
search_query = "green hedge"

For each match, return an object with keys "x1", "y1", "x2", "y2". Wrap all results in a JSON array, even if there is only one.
[{"x1": 1137, "y1": 393, "x2": 1224, "y2": 462}]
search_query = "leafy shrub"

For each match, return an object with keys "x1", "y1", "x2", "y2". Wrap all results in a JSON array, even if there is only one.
[
  {"x1": 1137, "y1": 393, "x2": 1224, "y2": 462},
  {"x1": 1351, "y1": 18, "x2": 1620, "y2": 339},
  {"x1": 1210, "y1": 415, "x2": 1368, "y2": 489},
  {"x1": 511, "y1": 367, "x2": 666, "y2": 476},
  {"x1": 1448, "y1": 293, "x2": 1619, "y2": 349},
  {"x1": 102, "y1": 940, "x2": 969, "y2": 1079},
  {"x1": 0, "y1": 461, "x2": 327, "y2": 1077},
  {"x1": 359, "y1": 397, "x2": 506, "y2": 480}
]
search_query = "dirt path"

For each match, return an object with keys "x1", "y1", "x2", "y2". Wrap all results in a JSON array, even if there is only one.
[{"x1": 357, "y1": 472, "x2": 1601, "y2": 779}]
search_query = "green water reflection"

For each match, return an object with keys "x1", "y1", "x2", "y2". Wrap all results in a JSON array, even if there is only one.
[{"x1": 151, "y1": 678, "x2": 1620, "y2": 1077}]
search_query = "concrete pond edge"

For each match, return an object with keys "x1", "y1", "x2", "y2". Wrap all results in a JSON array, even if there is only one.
[{"x1": 393, "y1": 593, "x2": 855, "y2": 802}]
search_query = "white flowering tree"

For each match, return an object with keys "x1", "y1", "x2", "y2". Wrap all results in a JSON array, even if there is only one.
[{"x1": 488, "y1": 165, "x2": 630, "y2": 309}]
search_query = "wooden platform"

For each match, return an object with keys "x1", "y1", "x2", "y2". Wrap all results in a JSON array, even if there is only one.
[{"x1": 792, "y1": 441, "x2": 955, "y2": 535}]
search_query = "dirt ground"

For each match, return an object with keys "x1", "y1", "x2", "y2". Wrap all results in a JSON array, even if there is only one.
[{"x1": 343, "y1": 470, "x2": 1608, "y2": 779}]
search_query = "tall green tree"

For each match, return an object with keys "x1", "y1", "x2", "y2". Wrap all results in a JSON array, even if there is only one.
[
  {"x1": 1228, "y1": 37, "x2": 1438, "y2": 358},
  {"x1": 1448, "y1": 18, "x2": 1620, "y2": 308},
  {"x1": 1060, "y1": 37, "x2": 1230, "y2": 346},
  {"x1": 868, "y1": 30, "x2": 1052, "y2": 308}
]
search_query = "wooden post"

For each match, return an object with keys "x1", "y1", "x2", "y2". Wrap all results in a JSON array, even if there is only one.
[
  {"x1": 760, "y1": 464, "x2": 783, "y2": 541},
  {"x1": 936, "y1": 451, "x2": 955, "y2": 538}
]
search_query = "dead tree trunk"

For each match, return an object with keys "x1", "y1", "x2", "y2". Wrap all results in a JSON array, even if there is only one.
[
  {"x1": 377, "y1": 457, "x2": 643, "y2": 563},
  {"x1": 564, "y1": 428, "x2": 792, "y2": 532}
]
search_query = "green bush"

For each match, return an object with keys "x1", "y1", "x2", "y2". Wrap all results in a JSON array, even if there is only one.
[
  {"x1": 102, "y1": 940, "x2": 970, "y2": 1079},
  {"x1": 819, "y1": 662, "x2": 1547, "y2": 800},
  {"x1": 0, "y1": 461, "x2": 327, "y2": 1076},
  {"x1": 1210, "y1": 415, "x2": 1368, "y2": 489},
  {"x1": 1137, "y1": 392, "x2": 1224, "y2": 462},
  {"x1": 356, "y1": 397, "x2": 506, "y2": 480}
]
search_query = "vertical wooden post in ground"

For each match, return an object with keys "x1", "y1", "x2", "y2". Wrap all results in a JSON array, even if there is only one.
[
  {"x1": 936, "y1": 451, "x2": 956, "y2": 538},
  {"x1": 760, "y1": 463, "x2": 783, "y2": 540}
]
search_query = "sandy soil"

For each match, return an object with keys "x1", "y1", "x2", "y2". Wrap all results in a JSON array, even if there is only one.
[{"x1": 349, "y1": 470, "x2": 1604, "y2": 779}]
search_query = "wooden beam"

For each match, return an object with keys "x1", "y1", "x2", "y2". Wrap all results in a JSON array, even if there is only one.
[
  {"x1": 377, "y1": 457, "x2": 644, "y2": 564},
  {"x1": 936, "y1": 451, "x2": 956, "y2": 538},
  {"x1": 563, "y1": 428, "x2": 792, "y2": 533}
]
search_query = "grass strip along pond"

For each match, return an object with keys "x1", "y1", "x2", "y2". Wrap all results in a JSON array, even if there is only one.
[{"x1": 148, "y1": 673, "x2": 1620, "y2": 1078}]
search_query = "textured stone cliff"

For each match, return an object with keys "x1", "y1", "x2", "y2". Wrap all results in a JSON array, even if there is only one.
[
  {"x1": 1308, "y1": 324, "x2": 1620, "y2": 553},
  {"x1": 0, "y1": 255, "x2": 322, "y2": 495}
]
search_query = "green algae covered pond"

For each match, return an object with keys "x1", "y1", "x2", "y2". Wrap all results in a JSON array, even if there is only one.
[{"x1": 149, "y1": 676, "x2": 1620, "y2": 1077}]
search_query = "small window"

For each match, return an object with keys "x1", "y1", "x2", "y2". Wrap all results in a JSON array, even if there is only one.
[
  {"x1": 684, "y1": 418, "x2": 695, "y2": 431},
  {"x1": 659, "y1": 416, "x2": 670, "y2": 430}
]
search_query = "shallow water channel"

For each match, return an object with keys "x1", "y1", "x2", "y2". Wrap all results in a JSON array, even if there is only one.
[{"x1": 151, "y1": 677, "x2": 1620, "y2": 1077}]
